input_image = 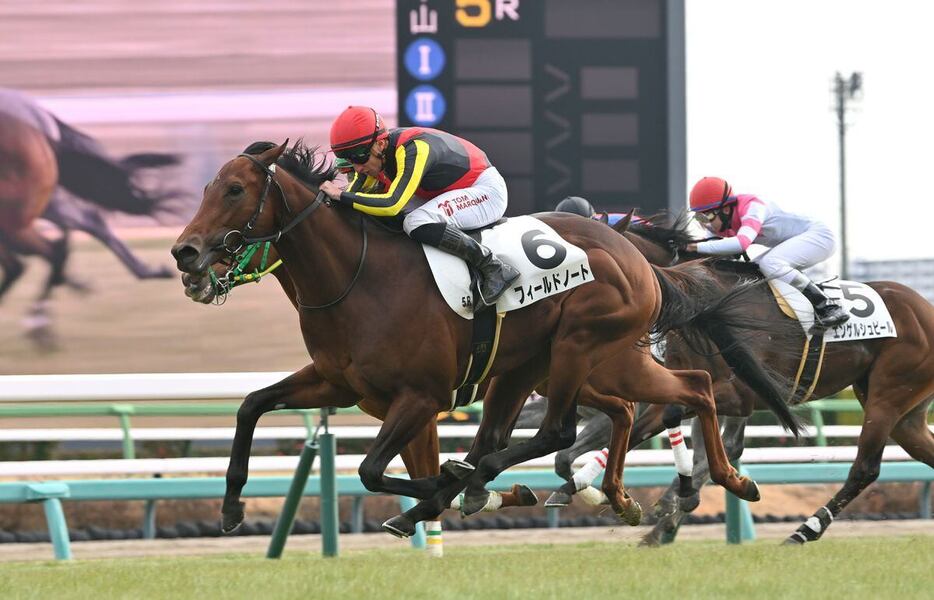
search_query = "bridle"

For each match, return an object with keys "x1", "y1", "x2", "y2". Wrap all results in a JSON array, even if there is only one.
[{"x1": 213, "y1": 152, "x2": 368, "y2": 310}]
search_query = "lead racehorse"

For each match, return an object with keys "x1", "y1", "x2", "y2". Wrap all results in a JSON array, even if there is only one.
[{"x1": 172, "y1": 141, "x2": 795, "y2": 537}]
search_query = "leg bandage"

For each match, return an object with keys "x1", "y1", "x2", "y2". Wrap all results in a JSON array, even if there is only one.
[
  {"x1": 425, "y1": 520, "x2": 443, "y2": 557},
  {"x1": 667, "y1": 426, "x2": 692, "y2": 477},
  {"x1": 571, "y1": 448, "x2": 609, "y2": 491}
]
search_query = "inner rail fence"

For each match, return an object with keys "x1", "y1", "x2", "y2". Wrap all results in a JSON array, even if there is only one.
[{"x1": 1, "y1": 373, "x2": 931, "y2": 561}]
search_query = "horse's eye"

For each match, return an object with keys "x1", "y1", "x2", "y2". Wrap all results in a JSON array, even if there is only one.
[{"x1": 228, "y1": 184, "x2": 244, "y2": 196}]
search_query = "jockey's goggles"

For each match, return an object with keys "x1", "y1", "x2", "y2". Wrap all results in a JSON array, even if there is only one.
[
  {"x1": 694, "y1": 210, "x2": 718, "y2": 223},
  {"x1": 334, "y1": 145, "x2": 373, "y2": 165}
]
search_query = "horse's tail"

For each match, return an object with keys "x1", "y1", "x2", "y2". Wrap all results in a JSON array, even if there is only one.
[
  {"x1": 53, "y1": 118, "x2": 183, "y2": 216},
  {"x1": 651, "y1": 263, "x2": 803, "y2": 436}
]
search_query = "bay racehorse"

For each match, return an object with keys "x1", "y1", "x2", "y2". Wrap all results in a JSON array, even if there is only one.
[
  {"x1": 0, "y1": 88, "x2": 180, "y2": 345},
  {"x1": 172, "y1": 141, "x2": 791, "y2": 537},
  {"x1": 546, "y1": 213, "x2": 934, "y2": 545},
  {"x1": 179, "y1": 142, "x2": 539, "y2": 537}
]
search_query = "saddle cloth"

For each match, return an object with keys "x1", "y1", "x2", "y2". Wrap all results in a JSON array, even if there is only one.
[
  {"x1": 422, "y1": 215, "x2": 594, "y2": 319},
  {"x1": 768, "y1": 279, "x2": 897, "y2": 342}
]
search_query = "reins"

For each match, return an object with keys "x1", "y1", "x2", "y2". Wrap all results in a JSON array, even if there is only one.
[{"x1": 217, "y1": 152, "x2": 368, "y2": 310}]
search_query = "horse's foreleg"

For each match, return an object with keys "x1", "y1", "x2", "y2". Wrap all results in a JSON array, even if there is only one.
[
  {"x1": 222, "y1": 363, "x2": 358, "y2": 534},
  {"x1": 356, "y1": 389, "x2": 446, "y2": 500},
  {"x1": 543, "y1": 405, "x2": 615, "y2": 507},
  {"x1": 556, "y1": 411, "x2": 612, "y2": 481},
  {"x1": 384, "y1": 362, "x2": 546, "y2": 538}
]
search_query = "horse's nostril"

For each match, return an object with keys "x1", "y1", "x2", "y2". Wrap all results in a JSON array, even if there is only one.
[{"x1": 171, "y1": 244, "x2": 200, "y2": 267}]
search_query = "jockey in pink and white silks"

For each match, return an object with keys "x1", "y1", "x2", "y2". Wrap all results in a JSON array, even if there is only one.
[{"x1": 685, "y1": 177, "x2": 849, "y2": 330}]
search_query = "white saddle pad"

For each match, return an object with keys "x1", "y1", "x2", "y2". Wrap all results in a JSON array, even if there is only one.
[
  {"x1": 423, "y1": 215, "x2": 594, "y2": 319},
  {"x1": 769, "y1": 279, "x2": 897, "y2": 342}
]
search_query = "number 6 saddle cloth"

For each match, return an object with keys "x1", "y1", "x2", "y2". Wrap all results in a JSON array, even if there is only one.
[
  {"x1": 768, "y1": 279, "x2": 897, "y2": 403},
  {"x1": 421, "y1": 215, "x2": 594, "y2": 409},
  {"x1": 422, "y1": 215, "x2": 594, "y2": 319}
]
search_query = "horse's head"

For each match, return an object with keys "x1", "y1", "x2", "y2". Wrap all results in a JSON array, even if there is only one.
[
  {"x1": 625, "y1": 212, "x2": 703, "y2": 267},
  {"x1": 171, "y1": 141, "x2": 292, "y2": 275}
]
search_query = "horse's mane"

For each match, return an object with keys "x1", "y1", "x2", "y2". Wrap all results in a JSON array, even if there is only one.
[
  {"x1": 707, "y1": 257, "x2": 763, "y2": 277},
  {"x1": 242, "y1": 140, "x2": 337, "y2": 187},
  {"x1": 629, "y1": 211, "x2": 697, "y2": 248}
]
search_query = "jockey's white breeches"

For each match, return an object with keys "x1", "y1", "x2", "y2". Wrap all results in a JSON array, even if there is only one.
[
  {"x1": 754, "y1": 223, "x2": 837, "y2": 290},
  {"x1": 403, "y1": 167, "x2": 508, "y2": 234}
]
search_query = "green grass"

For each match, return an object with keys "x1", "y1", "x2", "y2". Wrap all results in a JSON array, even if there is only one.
[{"x1": 2, "y1": 537, "x2": 932, "y2": 600}]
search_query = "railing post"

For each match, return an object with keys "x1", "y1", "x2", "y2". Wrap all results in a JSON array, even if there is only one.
[
  {"x1": 319, "y1": 410, "x2": 339, "y2": 558},
  {"x1": 547, "y1": 506, "x2": 560, "y2": 528},
  {"x1": 351, "y1": 496, "x2": 365, "y2": 533},
  {"x1": 725, "y1": 461, "x2": 756, "y2": 544},
  {"x1": 42, "y1": 498, "x2": 72, "y2": 560},
  {"x1": 397, "y1": 496, "x2": 426, "y2": 549},
  {"x1": 266, "y1": 440, "x2": 318, "y2": 559},
  {"x1": 810, "y1": 405, "x2": 827, "y2": 447},
  {"x1": 143, "y1": 500, "x2": 158, "y2": 539},
  {"x1": 113, "y1": 405, "x2": 136, "y2": 459},
  {"x1": 921, "y1": 481, "x2": 932, "y2": 520}
]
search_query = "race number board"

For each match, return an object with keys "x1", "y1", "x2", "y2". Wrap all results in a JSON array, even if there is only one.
[{"x1": 397, "y1": 0, "x2": 686, "y2": 216}]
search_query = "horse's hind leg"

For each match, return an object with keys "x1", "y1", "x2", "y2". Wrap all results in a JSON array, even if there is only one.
[
  {"x1": 889, "y1": 397, "x2": 934, "y2": 467},
  {"x1": 384, "y1": 359, "x2": 546, "y2": 537},
  {"x1": 641, "y1": 415, "x2": 749, "y2": 547},
  {"x1": 222, "y1": 364, "x2": 359, "y2": 534}
]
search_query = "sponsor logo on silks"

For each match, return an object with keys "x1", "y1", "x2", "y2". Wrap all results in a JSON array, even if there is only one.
[{"x1": 439, "y1": 195, "x2": 488, "y2": 217}]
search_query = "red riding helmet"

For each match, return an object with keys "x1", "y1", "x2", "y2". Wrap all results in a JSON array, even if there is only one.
[
  {"x1": 330, "y1": 106, "x2": 388, "y2": 154},
  {"x1": 689, "y1": 177, "x2": 734, "y2": 213}
]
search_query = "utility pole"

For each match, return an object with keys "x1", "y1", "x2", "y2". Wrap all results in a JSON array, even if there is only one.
[{"x1": 833, "y1": 71, "x2": 862, "y2": 280}]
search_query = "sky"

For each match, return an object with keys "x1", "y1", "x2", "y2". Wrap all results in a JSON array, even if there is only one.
[{"x1": 685, "y1": 0, "x2": 934, "y2": 262}]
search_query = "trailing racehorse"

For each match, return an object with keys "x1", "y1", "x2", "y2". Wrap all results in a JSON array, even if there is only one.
[
  {"x1": 172, "y1": 141, "x2": 793, "y2": 539},
  {"x1": 0, "y1": 88, "x2": 180, "y2": 346},
  {"x1": 547, "y1": 213, "x2": 934, "y2": 545}
]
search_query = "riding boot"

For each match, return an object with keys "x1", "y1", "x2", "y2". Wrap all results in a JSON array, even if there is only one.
[
  {"x1": 438, "y1": 225, "x2": 520, "y2": 306},
  {"x1": 801, "y1": 282, "x2": 849, "y2": 329}
]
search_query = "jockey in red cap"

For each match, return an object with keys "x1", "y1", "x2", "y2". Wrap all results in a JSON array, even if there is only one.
[
  {"x1": 686, "y1": 176, "x2": 849, "y2": 329},
  {"x1": 319, "y1": 106, "x2": 519, "y2": 306}
]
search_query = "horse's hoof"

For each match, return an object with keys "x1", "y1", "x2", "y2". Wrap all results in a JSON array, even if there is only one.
[
  {"x1": 511, "y1": 484, "x2": 539, "y2": 507},
  {"x1": 740, "y1": 478, "x2": 761, "y2": 502},
  {"x1": 440, "y1": 459, "x2": 475, "y2": 480},
  {"x1": 677, "y1": 492, "x2": 700, "y2": 513},
  {"x1": 616, "y1": 498, "x2": 643, "y2": 527},
  {"x1": 782, "y1": 533, "x2": 806, "y2": 546},
  {"x1": 544, "y1": 490, "x2": 572, "y2": 508},
  {"x1": 460, "y1": 492, "x2": 490, "y2": 516},
  {"x1": 220, "y1": 502, "x2": 245, "y2": 535},
  {"x1": 382, "y1": 515, "x2": 415, "y2": 538}
]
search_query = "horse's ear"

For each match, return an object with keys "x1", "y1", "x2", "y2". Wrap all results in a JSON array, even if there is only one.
[
  {"x1": 598, "y1": 212, "x2": 609, "y2": 224},
  {"x1": 612, "y1": 208, "x2": 635, "y2": 233},
  {"x1": 259, "y1": 139, "x2": 289, "y2": 166}
]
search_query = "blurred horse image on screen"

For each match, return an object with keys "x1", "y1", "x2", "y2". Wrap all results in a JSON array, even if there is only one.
[{"x1": 0, "y1": 88, "x2": 183, "y2": 348}]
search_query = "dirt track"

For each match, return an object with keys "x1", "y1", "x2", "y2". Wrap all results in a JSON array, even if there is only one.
[{"x1": 2, "y1": 520, "x2": 932, "y2": 562}]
